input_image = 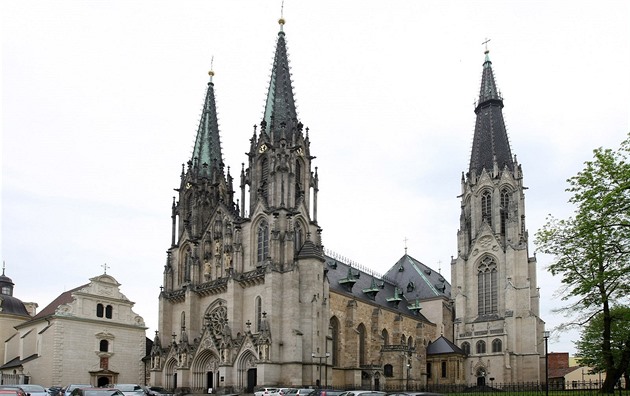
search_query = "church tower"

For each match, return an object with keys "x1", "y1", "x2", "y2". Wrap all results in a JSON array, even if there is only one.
[
  {"x1": 153, "y1": 18, "x2": 328, "y2": 393},
  {"x1": 451, "y1": 49, "x2": 545, "y2": 385}
]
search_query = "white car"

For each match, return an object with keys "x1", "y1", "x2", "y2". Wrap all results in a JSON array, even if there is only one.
[
  {"x1": 112, "y1": 385, "x2": 143, "y2": 396},
  {"x1": 272, "y1": 389, "x2": 295, "y2": 396},
  {"x1": 254, "y1": 388, "x2": 279, "y2": 396}
]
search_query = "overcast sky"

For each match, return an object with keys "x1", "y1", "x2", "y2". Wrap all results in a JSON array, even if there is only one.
[{"x1": 2, "y1": 1, "x2": 629, "y2": 355}]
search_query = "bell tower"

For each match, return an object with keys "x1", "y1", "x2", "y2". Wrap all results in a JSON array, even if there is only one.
[{"x1": 451, "y1": 48, "x2": 545, "y2": 384}]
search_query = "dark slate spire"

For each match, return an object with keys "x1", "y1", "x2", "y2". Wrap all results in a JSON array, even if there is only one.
[
  {"x1": 192, "y1": 69, "x2": 223, "y2": 179},
  {"x1": 469, "y1": 50, "x2": 514, "y2": 176},
  {"x1": 262, "y1": 18, "x2": 299, "y2": 141}
]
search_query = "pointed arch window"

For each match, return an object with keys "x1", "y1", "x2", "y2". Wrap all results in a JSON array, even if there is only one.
[
  {"x1": 295, "y1": 160, "x2": 303, "y2": 200},
  {"x1": 257, "y1": 220, "x2": 269, "y2": 263},
  {"x1": 261, "y1": 158, "x2": 269, "y2": 201},
  {"x1": 481, "y1": 190, "x2": 492, "y2": 226},
  {"x1": 461, "y1": 342, "x2": 471, "y2": 355},
  {"x1": 492, "y1": 338, "x2": 502, "y2": 353},
  {"x1": 255, "y1": 296, "x2": 262, "y2": 332},
  {"x1": 358, "y1": 323, "x2": 367, "y2": 366},
  {"x1": 382, "y1": 329, "x2": 389, "y2": 346},
  {"x1": 476, "y1": 340, "x2": 486, "y2": 354},
  {"x1": 500, "y1": 188, "x2": 510, "y2": 234},
  {"x1": 477, "y1": 256, "x2": 498, "y2": 315},
  {"x1": 294, "y1": 221, "x2": 304, "y2": 254},
  {"x1": 330, "y1": 316, "x2": 341, "y2": 366}
]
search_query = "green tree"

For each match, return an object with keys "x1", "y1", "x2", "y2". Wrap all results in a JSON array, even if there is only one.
[
  {"x1": 535, "y1": 133, "x2": 630, "y2": 393},
  {"x1": 575, "y1": 306, "x2": 630, "y2": 389}
]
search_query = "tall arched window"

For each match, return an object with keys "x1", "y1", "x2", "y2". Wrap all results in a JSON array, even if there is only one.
[
  {"x1": 257, "y1": 220, "x2": 269, "y2": 263},
  {"x1": 294, "y1": 222, "x2": 304, "y2": 254},
  {"x1": 476, "y1": 340, "x2": 486, "y2": 354},
  {"x1": 261, "y1": 158, "x2": 269, "y2": 201},
  {"x1": 99, "y1": 340, "x2": 109, "y2": 352},
  {"x1": 477, "y1": 256, "x2": 498, "y2": 315},
  {"x1": 330, "y1": 316, "x2": 341, "y2": 366},
  {"x1": 492, "y1": 338, "x2": 502, "y2": 353},
  {"x1": 481, "y1": 190, "x2": 492, "y2": 226},
  {"x1": 382, "y1": 329, "x2": 389, "y2": 346},
  {"x1": 461, "y1": 342, "x2": 471, "y2": 355},
  {"x1": 295, "y1": 161, "x2": 303, "y2": 200},
  {"x1": 97, "y1": 303, "x2": 104, "y2": 318},
  {"x1": 500, "y1": 188, "x2": 510, "y2": 234},
  {"x1": 255, "y1": 296, "x2": 262, "y2": 332},
  {"x1": 358, "y1": 323, "x2": 367, "y2": 366}
]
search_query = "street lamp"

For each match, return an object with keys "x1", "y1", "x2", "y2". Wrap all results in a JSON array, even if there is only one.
[
  {"x1": 312, "y1": 352, "x2": 330, "y2": 388},
  {"x1": 544, "y1": 331, "x2": 550, "y2": 396}
]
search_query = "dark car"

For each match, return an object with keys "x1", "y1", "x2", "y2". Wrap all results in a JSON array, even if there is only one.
[{"x1": 70, "y1": 388, "x2": 124, "y2": 396}]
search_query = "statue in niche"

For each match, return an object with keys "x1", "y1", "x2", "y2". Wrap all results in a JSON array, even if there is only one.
[{"x1": 215, "y1": 241, "x2": 222, "y2": 256}]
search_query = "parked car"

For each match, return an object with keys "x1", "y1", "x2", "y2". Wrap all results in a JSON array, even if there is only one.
[
  {"x1": 271, "y1": 389, "x2": 295, "y2": 396},
  {"x1": 70, "y1": 388, "x2": 124, "y2": 396},
  {"x1": 0, "y1": 386, "x2": 27, "y2": 396},
  {"x1": 63, "y1": 385, "x2": 91, "y2": 396},
  {"x1": 254, "y1": 388, "x2": 279, "y2": 396},
  {"x1": 0, "y1": 390, "x2": 22, "y2": 396},
  {"x1": 339, "y1": 391, "x2": 386, "y2": 396},
  {"x1": 312, "y1": 390, "x2": 345, "y2": 396},
  {"x1": 386, "y1": 393, "x2": 443, "y2": 396},
  {"x1": 47, "y1": 387, "x2": 63, "y2": 396},
  {"x1": 285, "y1": 389, "x2": 315, "y2": 396},
  {"x1": 111, "y1": 385, "x2": 143, "y2": 396},
  {"x1": 143, "y1": 387, "x2": 172, "y2": 396},
  {"x1": 20, "y1": 385, "x2": 47, "y2": 396}
]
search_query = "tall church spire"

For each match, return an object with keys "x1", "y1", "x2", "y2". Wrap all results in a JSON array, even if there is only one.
[
  {"x1": 469, "y1": 49, "x2": 514, "y2": 176},
  {"x1": 191, "y1": 67, "x2": 223, "y2": 179},
  {"x1": 262, "y1": 17, "x2": 299, "y2": 141}
]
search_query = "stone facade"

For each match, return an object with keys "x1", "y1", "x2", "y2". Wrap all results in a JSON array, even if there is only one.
[
  {"x1": 1, "y1": 274, "x2": 147, "y2": 387},
  {"x1": 450, "y1": 51, "x2": 545, "y2": 385},
  {"x1": 151, "y1": 19, "x2": 543, "y2": 394}
]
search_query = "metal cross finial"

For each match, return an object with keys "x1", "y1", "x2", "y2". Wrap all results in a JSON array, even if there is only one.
[
  {"x1": 281, "y1": 0, "x2": 285, "y2": 18},
  {"x1": 482, "y1": 38, "x2": 491, "y2": 52},
  {"x1": 403, "y1": 237, "x2": 408, "y2": 254},
  {"x1": 101, "y1": 263, "x2": 109, "y2": 274}
]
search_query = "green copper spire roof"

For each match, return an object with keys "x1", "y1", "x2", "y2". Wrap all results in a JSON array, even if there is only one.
[
  {"x1": 262, "y1": 18, "x2": 299, "y2": 139},
  {"x1": 192, "y1": 70, "x2": 223, "y2": 178},
  {"x1": 469, "y1": 49, "x2": 514, "y2": 175}
]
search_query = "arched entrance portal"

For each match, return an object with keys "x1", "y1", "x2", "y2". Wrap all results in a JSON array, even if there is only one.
[
  {"x1": 247, "y1": 369, "x2": 257, "y2": 393},
  {"x1": 476, "y1": 367, "x2": 486, "y2": 386},
  {"x1": 236, "y1": 350, "x2": 258, "y2": 393}
]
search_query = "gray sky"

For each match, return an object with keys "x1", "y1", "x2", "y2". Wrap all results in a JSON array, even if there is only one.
[{"x1": 2, "y1": 1, "x2": 629, "y2": 355}]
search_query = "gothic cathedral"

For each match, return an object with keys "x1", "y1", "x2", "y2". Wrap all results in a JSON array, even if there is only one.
[
  {"x1": 150, "y1": 19, "x2": 545, "y2": 393},
  {"x1": 451, "y1": 49, "x2": 545, "y2": 384}
]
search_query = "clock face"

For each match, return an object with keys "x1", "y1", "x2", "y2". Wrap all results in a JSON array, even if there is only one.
[{"x1": 258, "y1": 144, "x2": 268, "y2": 153}]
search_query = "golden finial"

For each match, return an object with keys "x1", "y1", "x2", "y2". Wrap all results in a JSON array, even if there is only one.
[{"x1": 278, "y1": 0, "x2": 285, "y2": 30}]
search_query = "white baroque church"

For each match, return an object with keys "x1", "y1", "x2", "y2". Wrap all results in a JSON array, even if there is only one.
[{"x1": 149, "y1": 18, "x2": 545, "y2": 393}]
